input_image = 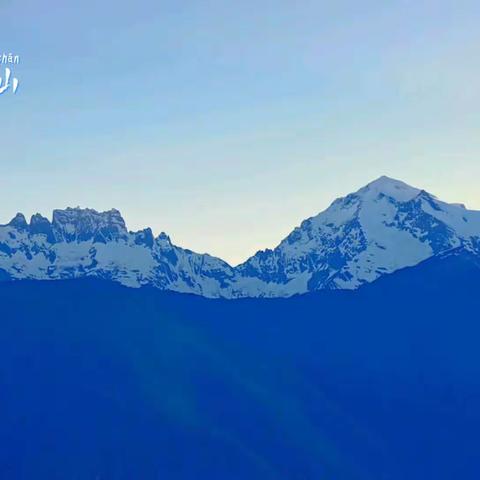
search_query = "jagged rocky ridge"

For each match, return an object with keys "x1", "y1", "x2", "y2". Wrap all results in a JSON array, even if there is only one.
[{"x1": 1, "y1": 176, "x2": 480, "y2": 298}]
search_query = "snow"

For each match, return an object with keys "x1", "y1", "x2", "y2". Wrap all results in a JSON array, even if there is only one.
[
  {"x1": 1, "y1": 176, "x2": 479, "y2": 298},
  {"x1": 361, "y1": 176, "x2": 421, "y2": 202}
]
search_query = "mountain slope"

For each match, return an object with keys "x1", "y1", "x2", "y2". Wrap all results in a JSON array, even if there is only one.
[
  {"x1": 1, "y1": 251, "x2": 480, "y2": 479},
  {"x1": 0, "y1": 207, "x2": 235, "y2": 296},
  {"x1": 236, "y1": 176, "x2": 480, "y2": 296},
  {"x1": 1, "y1": 176, "x2": 479, "y2": 297}
]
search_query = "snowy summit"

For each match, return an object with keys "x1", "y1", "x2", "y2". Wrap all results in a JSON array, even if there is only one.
[{"x1": 1, "y1": 176, "x2": 479, "y2": 298}]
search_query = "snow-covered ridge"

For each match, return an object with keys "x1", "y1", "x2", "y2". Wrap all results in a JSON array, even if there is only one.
[
  {"x1": 1, "y1": 176, "x2": 479, "y2": 298},
  {"x1": 0, "y1": 207, "x2": 235, "y2": 296}
]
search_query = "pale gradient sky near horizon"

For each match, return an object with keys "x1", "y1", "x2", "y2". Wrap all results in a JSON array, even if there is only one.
[{"x1": 1, "y1": 0, "x2": 480, "y2": 264}]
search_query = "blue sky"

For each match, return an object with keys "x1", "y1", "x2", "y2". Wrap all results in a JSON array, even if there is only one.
[{"x1": 1, "y1": 0, "x2": 480, "y2": 264}]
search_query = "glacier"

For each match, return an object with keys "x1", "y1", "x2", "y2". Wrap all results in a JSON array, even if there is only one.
[{"x1": 1, "y1": 176, "x2": 479, "y2": 298}]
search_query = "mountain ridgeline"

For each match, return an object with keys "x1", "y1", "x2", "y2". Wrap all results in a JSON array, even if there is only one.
[{"x1": 1, "y1": 176, "x2": 480, "y2": 297}]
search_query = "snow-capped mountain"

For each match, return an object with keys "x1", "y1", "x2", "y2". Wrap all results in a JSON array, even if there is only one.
[
  {"x1": 236, "y1": 176, "x2": 480, "y2": 296},
  {"x1": 0, "y1": 207, "x2": 235, "y2": 297},
  {"x1": 1, "y1": 176, "x2": 479, "y2": 298}
]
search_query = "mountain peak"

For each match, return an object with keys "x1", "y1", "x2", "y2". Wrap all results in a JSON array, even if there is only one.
[
  {"x1": 7, "y1": 213, "x2": 28, "y2": 229},
  {"x1": 51, "y1": 207, "x2": 128, "y2": 243},
  {"x1": 156, "y1": 231, "x2": 173, "y2": 247},
  {"x1": 360, "y1": 176, "x2": 421, "y2": 202}
]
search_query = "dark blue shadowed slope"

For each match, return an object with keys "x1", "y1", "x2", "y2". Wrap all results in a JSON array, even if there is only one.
[{"x1": 0, "y1": 248, "x2": 480, "y2": 479}]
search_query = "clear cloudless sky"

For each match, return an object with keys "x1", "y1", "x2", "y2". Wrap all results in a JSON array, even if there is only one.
[{"x1": 1, "y1": 0, "x2": 479, "y2": 264}]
